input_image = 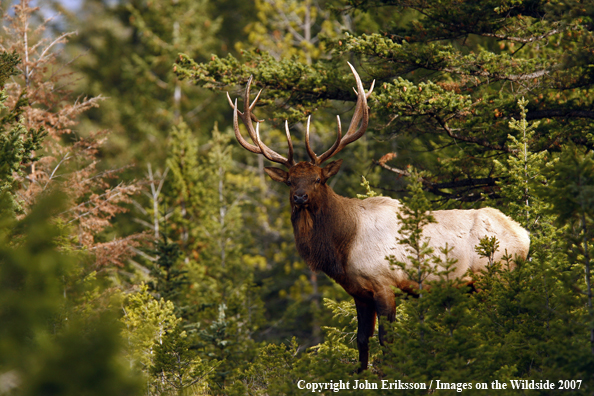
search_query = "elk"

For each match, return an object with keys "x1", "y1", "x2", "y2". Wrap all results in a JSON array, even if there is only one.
[{"x1": 227, "y1": 63, "x2": 531, "y2": 372}]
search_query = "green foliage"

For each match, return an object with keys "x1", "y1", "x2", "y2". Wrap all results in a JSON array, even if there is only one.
[
  {"x1": 388, "y1": 167, "x2": 436, "y2": 290},
  {"x1": 356, "y1": 175, "x2": 381, "y2": 199},
  {"x1": 181, "y1": 0, "x2": 594, "y2": 202},
  {"x1": 546, "y1": 146, "x2": 594, "y2": 227},
  {"x1": 0, "y1": 51, "x2": 19, "y2": 87},
  {"x1": 121, "y1": 284, "x2": 216, "y2": 395},
  {"x1": 380, "y1": 216, "x2": 594, "y2": 395},
  {"x1": 494, "y1": 98, "x2": 552, "y2": 229},
  {"x1": 379, "y1": 172, "x2": 476, "y2": 389},
  {"x1": 0, "y1": 194, "x2": 141, "y2": 396},
  {"x1": 163, "y1": 122, "x2": 268, "y2": 388},
  {"x1": 67, "y1": 0, "x2": 223, "y2": 169},
  {"x1": 375, "y1": 162, "x2": 594, "y2": 393},
  {"x1": 176, "y1": 50, "x2": 366, "y2": 123},
  {"x1": 151, "y1": 325, "x2": 218, "y2": 396},
  {"x1": 147, "y1": 232, "x2": 188, "y2": 310},
  {"x1": 239, "y1": 0, "x2": 344, "y2": 63},
  {"x1": 230, "y1": 325, "x2": 358, "y2": 395},
  {"x1": 226, "y1": 338, "x2": 301, "y2": 395},
  {"x1": 0, "y1": 51, "x2": 46, "y2": 215},
  {"x1": 545, "y1": 146, "x2": 594, "y2": 356},
  {"x1": 165, "y1": 121, "x2": 203, "y2": 256},
  {"x1": 21, "y1": 0, "x2": 594, "y2": 393},
  {"x1": 121, "y1": 285, "x2": 180, "y2": 374},
  {"x1": 474, "y1": 235, "x2": 500, "y2": 267},
  {"x1": 21, "y1": 314, "x2": 140, "y2": 396}
]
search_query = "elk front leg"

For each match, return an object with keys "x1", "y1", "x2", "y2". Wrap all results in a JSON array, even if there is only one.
[{"x1": 354, "y1": 298, "x2": 376, "y2": 372}]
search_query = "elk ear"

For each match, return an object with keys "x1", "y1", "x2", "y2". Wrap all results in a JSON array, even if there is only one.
[
  {"x1": 264, "y1": 167, "x2": 289, "y2": 183},
  {"x1": 322, "y1": 160, "x2": 343, "y2": 182}
]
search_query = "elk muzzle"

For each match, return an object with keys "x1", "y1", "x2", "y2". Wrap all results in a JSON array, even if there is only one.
[{"x1": 293, "y1": 192, "x2": 308, "y2": 205}]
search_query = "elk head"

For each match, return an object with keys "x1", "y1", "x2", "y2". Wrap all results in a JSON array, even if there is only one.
[{"x1": 227, "y1": 63, "x2": 375, "y2": 211}]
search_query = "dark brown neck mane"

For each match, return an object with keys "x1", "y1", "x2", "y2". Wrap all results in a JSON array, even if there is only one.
[{"x1": 290, "y1": 186, "x2": 359, "y2": 281}]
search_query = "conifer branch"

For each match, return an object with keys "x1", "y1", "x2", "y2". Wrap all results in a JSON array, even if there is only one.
[
  {"x1": 433, "y1": 114, "x2": 514, "y2": 153},
  {"x1": 375, "y1": 157, "x2": 499, "y2": 201},
  {"x1": 480, "y1": 29, "x2": 562, "y2": 43}
]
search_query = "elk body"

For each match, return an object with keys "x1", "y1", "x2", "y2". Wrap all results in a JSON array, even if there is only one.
[{"x1": 228, "y1": 64, "x2": 531, "y2": 371}]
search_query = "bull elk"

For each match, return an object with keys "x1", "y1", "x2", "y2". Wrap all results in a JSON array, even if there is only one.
[{"x1": 227, "y1": 63, "x2": 531, "y2": 371}]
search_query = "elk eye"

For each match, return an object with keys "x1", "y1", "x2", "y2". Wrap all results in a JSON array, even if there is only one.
[
  {"x1": 316, "y1": 177, "x2": 321, "y2": 184},
  {"x1": 286, "y1": 180, "x2": 291, "y2": 186}
]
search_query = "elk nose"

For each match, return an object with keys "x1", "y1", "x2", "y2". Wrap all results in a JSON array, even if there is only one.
[{"x1": 293, "y1": 193, "x2": 308, "y2": 205}]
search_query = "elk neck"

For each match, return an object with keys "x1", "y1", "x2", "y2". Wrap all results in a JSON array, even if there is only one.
[{"x1": 290, "y1": 185, "x2": 359, "y2": 281}]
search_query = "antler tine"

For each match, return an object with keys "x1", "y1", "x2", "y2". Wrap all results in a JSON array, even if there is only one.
[
  {"x1": 367, "y1": 79, "x2": 376, "y2": 98},
  {"x1": 226, "y1": 91, "x2": 237, "y2": 110},
  {"x1": 351, "y1": 78, "x2": 375, "y2": 99},
  {"x1": 305, "y1": 62, "x2": 375, "y2": 165},
  {"x1": 244, "y1": 76, "x2": 264, "y2": 124},
  {"x1": 254, "y1": 121, "x2": 275, "y2": 162},
  {"x1": 243, "y1": 76, "x2": 258, "y2": 137},
  {"x1": 324, "y1": 62, "x2": 373, "y2": 158},
  {"x1": 250, "y1": 89, "x2": 263, "y2": 111},
  {"x1": 305, "y1": 115, "x2": 319, "y2": 164},
  {"x1": 233, "y1": 98, "x2": 263, "y2": 154},
  {"x1": 315, "y1": 115, "x2": 342, "y2": 164},
  {"x1": 342, "y1": 62, "x2": 372, "y2": 140},
  {"x1": 285, "y1": 120, "x2": 295, "y2": 166},
  {"x1": 307, "y1": 63, "x2": 373, "y2": 165},
  {"x1": 254, "y1": 120, "x2": 296, "y2": 166}
]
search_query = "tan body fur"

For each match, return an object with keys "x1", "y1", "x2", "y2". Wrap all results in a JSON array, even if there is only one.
[{"x1": 346, "y1": 196, "x2": 530, "y2": 296}]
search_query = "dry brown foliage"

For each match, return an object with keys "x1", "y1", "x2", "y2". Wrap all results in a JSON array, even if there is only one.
[
  {"x1": 2, "y1": 0, "x2": 145, "y2": 269},
  {"x1": 378, "y1": 152, "x2": 397, "y2": 165}
]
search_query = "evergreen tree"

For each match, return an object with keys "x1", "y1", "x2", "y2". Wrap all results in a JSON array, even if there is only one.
[
  {"x1": 147, "y1": 231, "x2": 188, "y2": 310},
  {"x1": 178, "y1": 0, "x2": 594, "y2": 204},
  {"x1": 121, "y1": 284, "x2": 217, "y2": 395},
  {"x1": 546, "y1": 146, "x2": 594, "y2": 359},
  {"x1": 162, "y1": 122, "x2": 267, "y2": 389},
  {"x1": 0, "y1": 0, "x2": 142, "y2": 270},
  {"x1": 31, "y1": 0, "x2": 594, "y2": 391},
  {"x1": 0, "y1": 51, "x2": 45, "y2": 215},
  {"x1": 64, "y1": 0, "x2": 224, "y2": 168},
  {"x1": 0, "y1": 193, "x2": 142, "y2": 396}
]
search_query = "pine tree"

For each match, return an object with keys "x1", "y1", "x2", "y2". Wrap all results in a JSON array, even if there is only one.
[
  {"x1": 388, "y1": 167, "x2": 437, "y2": 293},
  {"x1": 161, "y1": 122, "x2": 268, "y2": 388},
  {"x1": 39, "y1": 0, "x2": 594, "y2": 389},
  {"x1": 64, "y1": 0, "x2": 222, "y2": 168},
  {"x1": 179, "y1": 0, "x2": 594, "y2": 203},
  {"x1": 147, "y1": 231, "x2": 189, "y2": 313},
  {"x1": 546, "y1": 146, "x2": 594, "y2": 360},
  {"x1": 0, "y1": 193, "x2": 142, "y2": 396},
  {"x1": 1, "y1": 0, "x2": 142, "y2": 270},
  {"x1": 0, "y1": 51, "x2": 45, "y2": 215}
]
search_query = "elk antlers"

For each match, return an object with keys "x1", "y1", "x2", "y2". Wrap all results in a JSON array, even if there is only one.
[
  {"x1": 227, "y1": 62, "x2": 374, "y2": 168},
  {"x1": 306, "y1": 63, "x2": 375, "y2": 165},
  {"x1": 227, "y1": 76, "x2": 295, "y2": 168}
]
